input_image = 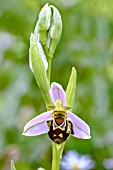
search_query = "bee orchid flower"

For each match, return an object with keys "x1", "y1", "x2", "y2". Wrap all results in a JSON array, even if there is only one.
[{"x1": 22, "y1": 82, "x2": 91, "y2": 144}]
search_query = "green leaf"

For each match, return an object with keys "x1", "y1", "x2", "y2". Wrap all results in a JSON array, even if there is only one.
[
  {"x1": 66, "y1": 67, "x2": 77, "y2": 109},
  {"x1": 11, "y1": 160, "x2": 16, "y2": 170}
]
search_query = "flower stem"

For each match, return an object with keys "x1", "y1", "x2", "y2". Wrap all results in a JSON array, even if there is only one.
[
  {"x1": 47, "y1": 57, "x2": 52, "y2": 83},
  {"x1": 51, "y1": 142, "x2": 65, "y2": 170},
  {"x1": 43, "y1": 44, "x2": 52, "y2": 83},
  {"x1": 43, "y1": 42, "x2": 63, "y2": 170}
]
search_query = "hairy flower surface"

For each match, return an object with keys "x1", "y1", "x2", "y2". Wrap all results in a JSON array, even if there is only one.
[
  {"x1": 61, "y1": 150, "x2": 95, "y2": 170},
  {"x1": 22, "y1": 82, "x2": 91, "y2": 144}
]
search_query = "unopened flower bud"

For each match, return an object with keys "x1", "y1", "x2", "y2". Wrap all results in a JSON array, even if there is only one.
[
  {"x1": 29, "y1": 33, "x2": 48, "y2": 71},
  {"x1": 11, "y1": 160, "x2": 16, "y2": 170},
  {"x1": 37, "y1": 168, "x2": 45, "y2": 170},
  {"x1": 29, "y1": 33, "x2": 52, "y2": 106},
  {"x1": 48, "y1": 5, "x2": 62, "y2": 57},
  {"x1": 34, "y1": 3, "x2": 52, "y2": 45}
]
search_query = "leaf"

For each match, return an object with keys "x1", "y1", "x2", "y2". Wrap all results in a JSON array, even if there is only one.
[{"x1": 11, "y1": 160, "x2": 16, "y2": 170}]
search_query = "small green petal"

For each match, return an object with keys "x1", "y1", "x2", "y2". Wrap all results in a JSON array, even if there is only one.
[{"x1": 66, "y1": 67, "x2": 77, "y2": 109}]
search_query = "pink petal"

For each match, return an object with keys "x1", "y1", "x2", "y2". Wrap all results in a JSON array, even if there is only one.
[
  {"x1": 67, "y1": 111, "x2": 91, "y2": 139},
  {"x1": 49, "y1": 82, "x2": 66, "y2": 106},
  {"x1": 22, "y1": 110, "x2": 52, "y2": 136}
]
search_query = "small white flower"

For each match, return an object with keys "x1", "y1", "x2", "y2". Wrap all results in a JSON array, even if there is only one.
[
  {"x1": 103, "y1": 158, "x2": 113, "y2": 170},
  {"x1": 61, "y1": 150, "x2": 95, "y2": 170}
]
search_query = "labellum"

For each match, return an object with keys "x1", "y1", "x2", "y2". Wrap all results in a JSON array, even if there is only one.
[{"x1": 47, "y1": 111, "x2": 74, "y2": 144}]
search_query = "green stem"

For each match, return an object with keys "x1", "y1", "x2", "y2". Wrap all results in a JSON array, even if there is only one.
[
  {"x1": 43, "y1": 42, "x2": 63, "y2": 170},
  {"x1": 51, "y1": 143, "x2": 62, "y2": 170},
  {"x1": 47, "y1": 58, "x2": 52, "y2": 83},
  {"x1": 43, "y1": 44, "x2": 52, "y2": 83}
]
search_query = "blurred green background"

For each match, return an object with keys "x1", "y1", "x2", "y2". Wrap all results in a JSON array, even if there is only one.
[{"x1": 0, "y1": 0, "x2": 113, "y2": 169}]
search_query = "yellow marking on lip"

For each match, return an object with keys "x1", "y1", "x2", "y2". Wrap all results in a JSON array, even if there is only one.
[
  {"x1": 58, "y1": 133, "x2": 63, "y2": 138},
  {"x1": 52, "y1": 111, "x2": 67, "y2": 118},
  {"x1": 66, "y1": 121, "x2": 71, "y2": 134}
]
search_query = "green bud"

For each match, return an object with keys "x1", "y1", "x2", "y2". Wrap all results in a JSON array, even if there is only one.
[
  {"x1": 11, "y1": 160, "x2": 16, "y2": 170},
  {"x1": 66, "y1": 67, "x2": 77, "y2": 110},
  {"x1": 34, "y1": 3, "x2": 52, "y2": 45},
  {"x1": 29, "y1": 33, "x2": 48, "y2": 71},
  {"x1": 48, "y1": 5, "x2": 62, "y2": 57},
  {"x1": 29, "y1": 33, "x2": 52, "y2": 106}
]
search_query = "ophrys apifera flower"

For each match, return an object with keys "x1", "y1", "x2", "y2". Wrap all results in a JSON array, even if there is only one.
[{"x1": 22, "y1": 82, "x2": 91, "y2": 144}]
